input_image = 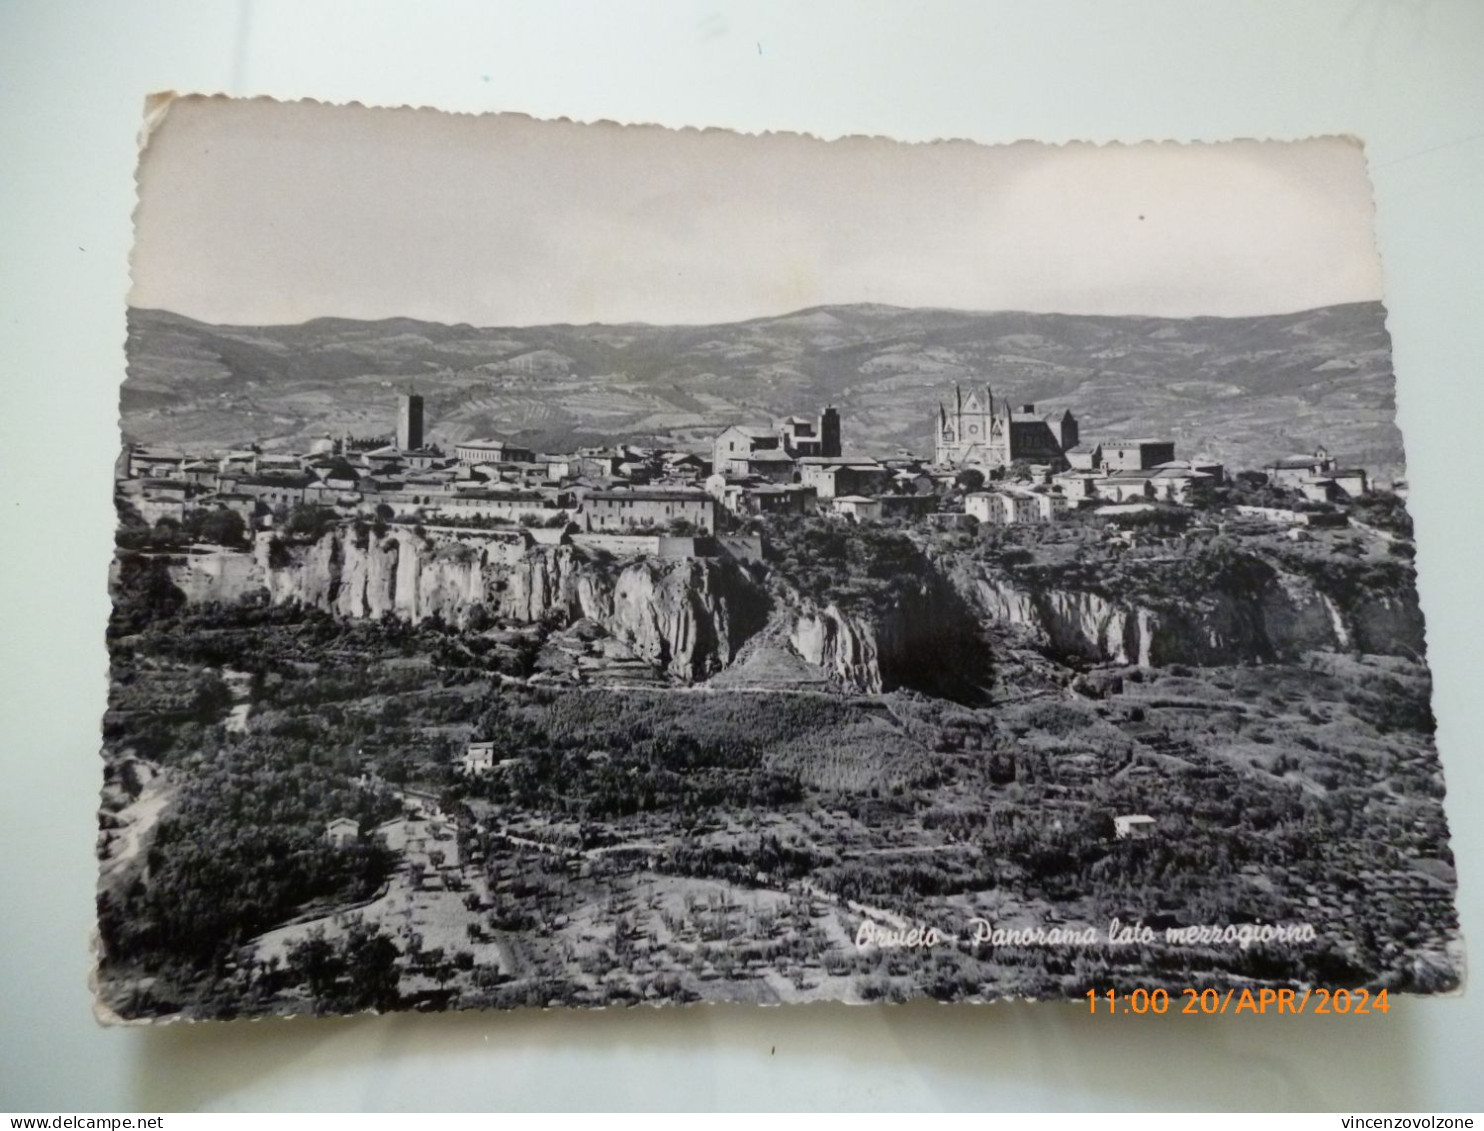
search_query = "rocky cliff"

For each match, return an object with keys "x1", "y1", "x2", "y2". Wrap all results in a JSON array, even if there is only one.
[
  {"x1": 787, "y1": 584, "x2": 980, "y2": 694},
  {"x1": 159, "y1": 526, "x2": 1426, "y2": 686},
  {"x1": 789, "y1": 605, "x2": 893, "y2": 693},
  {"x1": 166, "y1": 528, "x2": 769, "y2": 682},
  {"x1": 162, "y1": 525, "x2": 976, "y2": 691},
  {"x1": 947, "y1": 553, "x2": 1425, "y2": 667}
]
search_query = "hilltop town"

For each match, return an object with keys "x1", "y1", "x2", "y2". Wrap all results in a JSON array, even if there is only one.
[
  {"x1": 117, "y1": 384, "x2": 1380, "y2": 544},
  {"x1": 100, "y1": 378, "x2": 1455, "y2": 1021}
]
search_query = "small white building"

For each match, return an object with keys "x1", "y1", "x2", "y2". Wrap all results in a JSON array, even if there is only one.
[
  {"x1": 1029, "y1": 490, "x2": 1069, "y2": 523},
  {"x1": 1331, "y1": 468, "x2": 1369, "y2": 498},
  {"x1": 1113, "y1": 814, "x2": 1156, "y2": 840},
  {"x1": 1051, "y1": 471, "x2": 1102, "y2": 502},
  {"x1": 1095, "y1": 471, "x2": 1157, "y2": 503},
  {"x1": 831, "y1": 495, "x2": 884, "y2": 523},
  {"x1": 1149, "y1": 467, "x2": 1216, "y2": 504},
  {"x1": 967, "y1": 489, "x2": 1067, "y2": 525},
  {"x1": 324, "y1": 817, "x2": 360, "y2": 848},
  {"x1": 1299, "y1": 478, "x2": 1337, "y2": 504},
  {"x1": 1265, "y1": 447, "x2": 1335, "y2": 489},
  {"x1": 461, "y1": 740, "x2": 497, "y2": 776}
]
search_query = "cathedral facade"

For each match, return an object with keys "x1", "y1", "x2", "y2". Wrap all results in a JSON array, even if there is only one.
[{"x1": 935, "y1": 384, "x2": 1078, "y2": 470}]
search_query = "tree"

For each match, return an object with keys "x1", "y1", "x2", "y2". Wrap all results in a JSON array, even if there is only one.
[
  {"x1": 284, "y1": 929, "x2": 343, "y2": 1008},
  {"x1": 955, "y1": 468, "x2": 986, "y2": 493},
  {"x1": 341, "y1": 920, "x2": 402, "y2": 1011},
  {"x1": 285, "y1": 920, "x2": 402, "y2": 1014},
  {"x1": 109, "y1": 555, "x2": 187, "y2": 635},
  {"x1": 188, "y1": 669, "x2": 233, "y2": 725},
  {"x1": 183, "y1": 506, "x2": 247, "y2": 548},
  {"x1": 282, "y1": 504, "x2": 338, "y2": 542}
]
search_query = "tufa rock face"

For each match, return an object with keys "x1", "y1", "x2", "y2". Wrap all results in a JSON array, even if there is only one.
[
  {"x1": 593, "y1": 556, "x2": 763, "y2": 681},
  {"x1": 171, "y1": 527, "x2": 769, "y2": 682},
  {"x1": 787, "y1": 581, "x2": 985, "y2": 695},
  {"x1": 968, "y1": 578, "x2": 1156, "y2": 665},
  {"x1": 790, "y1": 605, "x2": 888, "y2": 693},
  {"x1": 161, "y1": 526, "x2": 964, "y2": 689},
  {"x1": 157, "y1": 527, "x2": 1428, "y2": 683},
  {"x1": 954, "y1": 560, "x2": 1425, "y2": 667}
]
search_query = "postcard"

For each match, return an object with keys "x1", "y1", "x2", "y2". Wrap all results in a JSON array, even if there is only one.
[{"x1": 96, "y1": 96, "x2": 1462, "y2": 1021}]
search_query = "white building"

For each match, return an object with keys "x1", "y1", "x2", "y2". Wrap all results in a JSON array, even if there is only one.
[
  {"x1": 966, "y1": 489, "x2": 1068, "y2": 525},
  {"x1": 454, "y1": 437, "x2": 536, "y2": 466},
  {"x1": 461, "y1": 741, "x2": 497, "y2": 776},
  {"x1": 1094, "y1": 471, "x2": 1157, "y2": 503},
  {"x1": 831, "y1": 495, "x2": 883, "y2": 522},
  {"x1": 324, "y1": 817, "x2": 360, "y2": 848},
  {"x1": 1113, "y1": 814, "x2": 1156, "y2": 840},
  {"x1": 1148, "y1": 467, "x2": 1216, "y2": 504},
  {"x1": 1051, "y1": 470, "x2": 1102, "y2": 501}
]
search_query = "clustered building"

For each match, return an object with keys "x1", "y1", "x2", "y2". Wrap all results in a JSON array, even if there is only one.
[
  {"x1": 120, "y1": 391, "x2": 722, "y2": 536},
  {"x1": 706, "y1": 403, "x2": 943, "y2": 523},
  {"x1": 1262, "y1": 447, "x2": 1369, "y2": 502},
  {"x1": 932, "y1": 382, "x2": 1377, "y2": 526},
  {"x1": 930, "y1": 382, "x2": 1221, "y2": 523},
  {"x1": 118, "y1": 381, "x2": 1374, "y2": 540}
]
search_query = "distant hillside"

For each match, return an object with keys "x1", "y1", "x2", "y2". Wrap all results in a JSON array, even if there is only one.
[{"x1": 121, "y1": 301, "x2": 1407, "y2": 482}]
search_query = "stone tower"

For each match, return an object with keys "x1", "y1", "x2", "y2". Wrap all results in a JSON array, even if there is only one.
[
  {"x1": 820, "y1": 405, "x2": 842, "y2": 457},
  {"x1": 397, "y1": 392, "x2": 424, "y2": 451}
]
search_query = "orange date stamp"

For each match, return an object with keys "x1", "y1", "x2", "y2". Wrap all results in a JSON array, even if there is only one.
[{"x1": 1085, "y1": 986, "x2": 1391, "y2": 1015}]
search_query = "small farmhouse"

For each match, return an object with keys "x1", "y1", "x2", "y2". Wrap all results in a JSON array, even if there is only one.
[
  {"x1": 1113, "y1": 814, "x2": 1157, "y2": 840},
  {"x1": 462, "y1": 740, "x2": 497, "y2": 776},
  {"x1": 324, "y1": 817, "x2": 360, "y2": 848}
]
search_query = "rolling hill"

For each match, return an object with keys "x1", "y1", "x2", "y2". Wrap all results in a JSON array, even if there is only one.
[{"x1": 120, "y1": 301, "x2": 1408, "y2": 482}]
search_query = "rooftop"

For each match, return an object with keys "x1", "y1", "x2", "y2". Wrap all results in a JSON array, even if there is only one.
[
  {"x1": 586, "y1": 489, "x2": 712, "y2": 503},
  {"x1": 457, "y1": 437, "x2": 524, "y2": 449},
  {"x1": 451, "y1": 489, "x2": 548, "y2": 501},
  {"x1": 237, "y1": 473, "x2": 315, "y2": 487},
  {"x1": 1154, "y1": 459, "x2": 1223, "y2": 471},
  {"x1": 1268, "y1": 455, "x2": 1331, "y2": 469},
  {"x1": 745, "y1": 450, "x2": 796, "y2": 463},
  {"x1": 718, "y1": 424, "x2": 776, "y2": 438},
  {"x1": 1150, "y1": 468, "x2": 1214, "y2": 479}
]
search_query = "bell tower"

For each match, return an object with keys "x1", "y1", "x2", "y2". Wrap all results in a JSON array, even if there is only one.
[
  {"x1": 819, "y1": 405, "x2": 841, "y2": 457},
  {"x1": 397, "y1": 390, "x2": 424, "y2": 451}
]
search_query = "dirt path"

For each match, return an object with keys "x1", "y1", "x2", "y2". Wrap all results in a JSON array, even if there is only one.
[
  {"x1": 795, "y1": 877, "x2": 912, "y2": 931},
  {"x1": 99, "y1": 764, "x2": 173, "y2": 883},
  {"x1": 222, "y1": 668, "x2": 253, "y2": 733}
]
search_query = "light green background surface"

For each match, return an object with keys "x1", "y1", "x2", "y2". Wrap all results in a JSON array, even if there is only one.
[{"x1": 1, "y1": 0, "x2": 1480, "y2": 1112}]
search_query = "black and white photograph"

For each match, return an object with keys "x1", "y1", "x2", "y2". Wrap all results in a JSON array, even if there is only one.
[{"x1": 95, "y1": 95, "x2": 1463, "y2": 1023}]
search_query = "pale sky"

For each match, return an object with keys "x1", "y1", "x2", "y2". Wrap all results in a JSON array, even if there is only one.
[{"x1": 130, "y1": 97, "x2": 1385, "y2": 327}]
